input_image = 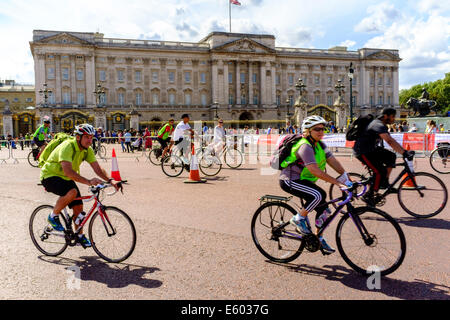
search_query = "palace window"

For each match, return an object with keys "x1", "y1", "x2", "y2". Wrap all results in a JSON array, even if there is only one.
[
  {"x1": 240, "y1": 73, "x2": 246, "y2": 84},
  {"x1": 379, "y1": 95, "x2": 383, "y2": 105},
  {"x1": 328, "y1": 76, "x2": 332, "y2": 86},
  {"x1": 289, "y1": 74, "x2": 294, "y2": 86},
  {"x1": 135, "y1": 71, "x2": 142, "y2": 82},
  {"x1": 169, "y1": 71, "x2": 175, "y2": 83},
  {"x1": 63, "y1": 92, "x2": 71, "y2": 104},
  {"x1": 152, "y1": 93, "x2": 159, "y2": 105},
  {"x1": 276, "y1": 95, "x2": 281, "y2": 106},
  {"x1": 253, "y1": 94, "x2": 258, "y2": 105},
  {"x1": 315, "y1": 75, "x2": 320, "y2": 85},
  {"x1": 185, "y1": 93, "x2": 191, "y2": 105},
  {"x1": 241, "y1": 94, "x2": 246, "y2": 105},
  {"x1": 370, "y1": 95, "x2": 373, "y2": 105},
  {"x1": 276, "y1": 74, "x2": 280, "y2": 85},
  {"x1": 62, "y1": 68, "x2": 69, "y2": 81},
  {"x1": 200, "y1": 72, "x2": 206, "y2": 84},
  {"x1": 185, "y1": 71, "x2": 191, "y2": 83},
  {"x1": 252, "y1": 73, "x2": 257, "y2": 83},
  {"x1": 136, "y1": 93, "x2": 142, "y2": 105},
  {"x1": 289, "y1": 95, "x2": 294, "y2": 106},
  {"x1": 26, "y1": 98, "x2": 33, "y2": 102},
  {"x1": 201, "y1": 94, "x2": 207, "y2": 106},
  {"x1": 169, "y1": 93, "x2": 176, "y2": 105},
  {"x1": 327, "y1": 95, "x2": 333, "y2": 106},
  {"x1": 47, "y1": 67, "x2": 55, "y2": 80},
  {"x1": 118, "y1": 93, "x2": 125, "y2": 105},
  {"x1": 117, "y1": 70, "x2": 124, "y2": 82},
  {"x1": 99, "y1": 70, "x2": 106, "y2": 81},
  {"x1": 228, "y1": 72, "x2": 233, "y2": 84},
  {"x1": 314, "y1": 95, "x2": 320, "y2": 105},
  {"x1": 387, "y1": 95, "x2": 391, "y2": 104},
  {"x1": 229, "y1": 94, "x2": 234, "y2": 105},
  {"x1": 49, "y1": 92, "x2": 55, "y2": 104},
  {"x1": 77, "y1": 93, "x2": 85, "y2": 105},
  {"x1": 77, "y1": 69, "x2": 84, "y2": 81},
  {"x1": 378, "y1": 77, "x2": 383, "y2": 85}
]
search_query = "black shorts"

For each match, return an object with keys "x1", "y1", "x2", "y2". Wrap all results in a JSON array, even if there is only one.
[
  {"x1": 41, "y1": 176, "x2": 82, "y2": 209},
  {"x1": 157, "y1": 137, "x2": 170, "y2": 150},
  {"x1": 357, "y1": 148, "x2": 396, "y2": 191},
  {"x1": 33, "y1": 137, "x2": 45, "y2": 148}
]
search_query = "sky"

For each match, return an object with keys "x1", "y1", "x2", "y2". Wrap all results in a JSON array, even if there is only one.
[{"x1": 0, "y1": 0, "x2": 449, "y2": 89}]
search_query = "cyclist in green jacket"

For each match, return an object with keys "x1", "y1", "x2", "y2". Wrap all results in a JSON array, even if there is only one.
[
  {"x1": 158, "y1": 118, "x2": 175, "y2": 159},
  {"x1": 280, "y1": 115, "x2": 352, "y2": 254},
  {"x1": 33, "y1": 116, "x2": 51, "y2": 153}
]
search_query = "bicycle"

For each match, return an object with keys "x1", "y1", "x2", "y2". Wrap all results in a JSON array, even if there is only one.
[
  {"x1": 148, "y1": 141, "x2": 164, "y2": 165},
  {"x1": 251, "y1": 183, "x2": 406, "y2": 276},
  {"x1": 206, "y1": 142, "x2": 243, "y2": 169},
  {"x1": 29, "y1": 182, "x2": 136, "y2": 263},
  {"x1": 161, "y1": 143, "x2": 222, "y2": 177},
  {"x1": 28, "y1": 144, "x2": 42, "y2": 167},
  {"x1": 429, "y1": 142, "x2": 449, "y2": 174},
  {"x1": 329, "y1": 154, "x2": 448, "y2": 218},
  {"x1": 92, "y1": 137, "x2": 107, "y2": 159}
]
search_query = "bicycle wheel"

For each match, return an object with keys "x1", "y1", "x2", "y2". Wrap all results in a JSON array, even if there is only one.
[
  {"x1": 329, "y1": 172, "x2": 367, "y2": 211},
  {"x1": 28, "y1": 150, "x2": 39, "y2": 167},
  {"x1": 199, "y1": 154, "x2": 222, "y2": 176},
  {"x1": 161, "y1": 154, "x2": 184, "y2": 177},
  {"x1": 29, "y1": 205, "x2": 68, "y2": 256},
  {"x1": 88, "y1": 206, "x2": 136, "y2": 263},
  {"x1": 336, "y1": 207, "x2": 406, "y2": 276},
  {"x1": 224, "y1": 148, "x2": 243, "y2": 169},
  {"x1": 398, "y1": 172, "x2": 448, "y2": 218},
  {"x1": 98, "y1": 145, "x2": 107, "y2": 158},
  {"x1": 429, "y1": 147, "x2": 449, "y2": 174},
  {"x1": 148, "y1": 148, "x2": 162, "y2": 165},
  {"x1": 251, "y1": 202, "x2": 305, "y2": 263}
]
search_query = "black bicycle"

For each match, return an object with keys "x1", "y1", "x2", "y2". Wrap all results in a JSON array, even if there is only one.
[
  {"x1": 329, "y1": 154, "x2": 448, "y2": 219},
  {"x1": 251, "y1": 184, "x2": 406, "y2": 276},
  {"x1": 429, "y1": 142, "x2": 449, "y2": 174}
]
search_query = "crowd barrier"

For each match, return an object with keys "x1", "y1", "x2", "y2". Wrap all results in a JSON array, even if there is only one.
[{"x1": 0, "y1": 133, "x2": 448, "y2": 165}]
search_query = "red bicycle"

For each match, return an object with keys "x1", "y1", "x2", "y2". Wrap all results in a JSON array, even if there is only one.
[{"x1": 29, "y1": 182, "x2": 136, "y2": 263}]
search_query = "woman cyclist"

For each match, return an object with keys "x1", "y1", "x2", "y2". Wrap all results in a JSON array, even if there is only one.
[{"x1": 279, "y1": 115, "x2": 352, "y2": 254}]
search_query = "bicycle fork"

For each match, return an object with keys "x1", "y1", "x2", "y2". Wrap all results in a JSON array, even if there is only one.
[{"x1": 97, "y1": 205, "x2": 116, "y2": 237}]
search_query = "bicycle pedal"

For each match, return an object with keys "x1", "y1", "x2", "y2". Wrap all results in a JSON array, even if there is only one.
[{"x1": 320, "y1": 248, "x2": 332, "y2": 256}]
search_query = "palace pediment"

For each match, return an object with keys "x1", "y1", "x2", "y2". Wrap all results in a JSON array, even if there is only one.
[
  {"x1": 35, "y1": 32, "x2": 93, "y2": 46},
  {"x1": 211, "y1": 38, "x2": 275, "y2": 54},
  {"x1": 366, "y1": 50, "x2": 399, "y2": 61}
]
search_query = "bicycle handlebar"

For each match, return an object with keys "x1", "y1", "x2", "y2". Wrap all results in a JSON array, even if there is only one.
[{"x1": 89, "y1": 180, "x2": 128, "y2": 196}]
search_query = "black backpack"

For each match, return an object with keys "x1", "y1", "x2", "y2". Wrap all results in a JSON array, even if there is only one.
[
  {"x1": 270, "y1": 134, "x2": 303, "y2": 170},
  {"x1": 346, "y1": 114, "x2": 375, "y2": 141}
]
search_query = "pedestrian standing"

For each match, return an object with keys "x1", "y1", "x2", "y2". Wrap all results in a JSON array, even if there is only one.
[{"x1": 124, "y1": 130, "x2": 132, "y2": 153}]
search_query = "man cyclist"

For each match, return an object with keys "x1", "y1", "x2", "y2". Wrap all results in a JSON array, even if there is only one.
[
  {"x1": 280, "y1": 115, "x2": 352, "y2": 255},
  {"x1": 205, "y1": 118, "x2": 226, "y2": 156},
  {"x1": 172, "y1": 114, "x2": 194, "y2": 169},
  {"x1": 40, "y1": 124, "x2": 120, "y2": 248},
  {"x1": 353, "y1": 107, "x2": 414, "y2": 204},
  {"x1": 33, "y1": 116, "x2": 51, "y2": 154},
  {"x1": 158, "y1": 118, "x2": 175, "y2": 159}
]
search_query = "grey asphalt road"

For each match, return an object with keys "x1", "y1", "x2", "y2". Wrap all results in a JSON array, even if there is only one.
[{"x1": 0, "y1": 151, "x2": 448, "y2": 300}]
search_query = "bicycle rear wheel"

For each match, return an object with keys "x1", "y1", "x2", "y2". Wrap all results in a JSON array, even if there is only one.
[
  {"x1": 336, "y1": 207, "x2": 406, "y2": 276},
  {"x1": 29, "y1": 205, "x2": 68, "y2": 256},
  {"x1": 398, "y1": 172, "x2": 448, "y2": 218},
  {"x1": 89, "y1": 206, "x2": 136, "y2": 263},
  {"x1": 224, "y1": 148, "x2": 243, "y2": 169},
  {"x1": 429, "y1": 147, "x2": 449, "y2": 174},
  {"x1": 148, "y1": 148, "x2": 163, "y2": 165},
  {"x1": 28, "y1": 150, "x2": 39, "y2": 167},
  {"x1": 251, "y1": 202, "x2": 304, "y2": 263},
  {"x1": 98, "y1": 145, "x2": 107, "y2": 158},
  {"x1": 161, "y1": 154, "x2": 184, "y2": 177},
  {"x1": 199, "y1": 154, "x2": 222, "y2": 176}
]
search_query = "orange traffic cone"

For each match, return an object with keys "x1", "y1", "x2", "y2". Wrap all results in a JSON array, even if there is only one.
[
  {"x1": 402, "y1": 145, "x2": 415, "y2": 188},
  {"x1": 111, "y1": 148, "x2": 123, "y2": 181},
  {"x1": 184, "y1": 144, "x2": 206, "y2": 184}
]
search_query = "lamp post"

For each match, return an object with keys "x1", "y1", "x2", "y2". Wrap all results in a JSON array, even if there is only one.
[
  {"x1": 93, "y1": 83, "x2": 105, "y2": 107},
  {"x1": 348, "y1": 62, "x2": 354, "y2": 124},
  {"x1": 212, "y1": 100, "x2": 219, "y2": 121},
  {"x1": 39, "y1": 83, "x2": 52, "y2": 107}
]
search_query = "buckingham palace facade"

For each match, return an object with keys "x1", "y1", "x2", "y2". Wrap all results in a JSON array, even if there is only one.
[{"x1": 26, "y1": 29, "x2": 402, "y2": 133}]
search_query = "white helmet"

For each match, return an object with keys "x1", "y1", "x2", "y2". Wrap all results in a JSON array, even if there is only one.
[
  {"x1": 301, "y1": 115, "x2": 327, "y2": 132},
  {"x1": 74, "y1": 123, "x2": 95, "y2": 136}
]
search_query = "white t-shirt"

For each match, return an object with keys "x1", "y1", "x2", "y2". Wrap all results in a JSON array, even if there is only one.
[
  {"x1": 173, "y1": 121, "x2": 191, "y2": 141},
  {"x1": 214, "y1": 125, "x2": 226, "y2": 143}
]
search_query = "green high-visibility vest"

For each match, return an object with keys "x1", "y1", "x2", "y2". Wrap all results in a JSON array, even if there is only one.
[{"x1": 281, "y1": 137, "x2": 326, "y2": 183}]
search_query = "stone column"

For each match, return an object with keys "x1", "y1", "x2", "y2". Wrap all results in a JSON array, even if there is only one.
[
  {"x1": 223, "y1": 61, "x2": 229, "y2": 105},
  {"x1": 259, "y1": 61, "x2": 266, "y2": 105},
  {"x1": 35, "y1": 53, "x2": 46, "y2": 106},
  {"x1": 85, "y1": 55, "x2": 96, "y2": 106},
  {"x1": 55, "y1": 54, "x2": 62, "y2": 103},
  {"x1": 248, "y1": 61, "x2": 253, "y2": 105},
  {"x1": 392, "y1": 66, "x2": 399, "y2": 106},
  {"x1": 94, "y1": 109, "x2": 106, "y2": 129},
  {"x1": 374, "y1": 66, "x2": 378, "y2": 106},
  {"x1": 130, "y1": 111, "x2": 140, "y2": 130},
  {"x1": 235, "y1": 61, "x2": 240, "y2": 105},
  {"x1": 271, "y1": 62, "x2": 277, "y2": 106},
  {"x1": 211, "y1": 59, "x2": 219, "y2": 104},
  {"x1": 2, "y1": 103, "x2": 13, "y2": 137},
  {"x1": 365, "y1": 66, "x2": 371, "y2": 106},
  {"x1": 70, "y1": 55, "x2": 77, "y2": 104},
  {"x1": 160, "y1": 58, "x2": 167, "y2": 104}
]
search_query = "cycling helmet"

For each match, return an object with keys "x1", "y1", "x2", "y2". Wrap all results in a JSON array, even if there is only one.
[
  {"x1": 43, "y1": 116, "x2": 51, "y2": 124},
  {"x1": 301, "y1": 115, "x2": 327, "y2": 132},
  {"x1": 74, "y1": 123, "x2": 95, "y2": 136}
]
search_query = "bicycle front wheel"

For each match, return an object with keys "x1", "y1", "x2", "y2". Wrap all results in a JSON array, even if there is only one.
[
  {"x1": 429, "y1": 147, "x2": 449, "y2": 174},
  {"x1": 98, "y1": 145, "x2": 107, "y2": 158},
  {"x1": 398, "y1": 172, "x2": 448, "y2": 218},
  {"x1": 224, "y1": 148, "x2": 243, "y2": 169},
  {"x1": 329, "y1": 172, "x2": 367, "y2": 211},
  {"x1": 199, "y1": 154, "x2": 222, "y2": 176},
  {"x1": 336, "y1": 207, "x2": 406, "y2": 276},
  {"x1": 29, "y1": 205, "x2": 68, "y2": 256},
  {"x1": 161, "y1": 155, "x2": 184, "y2": 177},
  {"x1": 251, "y1": 202, "x2": 305, "y2": 263},
  {"x1": 89, "y1": 206, "x2": 136, "y2": 263},
  {"x1": 28, "y1": 150, "x2": 39, "y2": 167}
]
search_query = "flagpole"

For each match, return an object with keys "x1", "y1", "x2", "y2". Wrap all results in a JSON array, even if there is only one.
[{"x1": 229, "y1": 0, "x2": 231, "y2": 32}]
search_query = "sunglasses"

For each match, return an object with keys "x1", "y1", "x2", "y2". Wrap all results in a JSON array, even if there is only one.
[
  {"x1": 311, "y1": 127, "x2": 325, "y2": 132},
  {"x1": 219, "y1": 122, "x2": 223, "y2": 124}
]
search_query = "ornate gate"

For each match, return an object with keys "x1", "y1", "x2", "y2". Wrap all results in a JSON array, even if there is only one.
[
  {"x1": 112, "y1": 113, "x2": 126, "y2": 131},
  {"x1": 18, "y1": 113, "x2": 35, "y2": 135},
  {"x1": 60, "y1": 112, "x2": 89, "y2": 133},
  {"x1": 307, "y1": 105, "x2": 336, "y2": 123}
]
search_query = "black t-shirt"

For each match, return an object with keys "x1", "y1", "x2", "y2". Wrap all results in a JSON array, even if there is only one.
[{"x1": 353, "y1": 118, "x2": 388, "y2": 156}]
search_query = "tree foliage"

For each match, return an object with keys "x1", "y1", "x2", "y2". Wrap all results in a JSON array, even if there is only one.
[{"x1": 399, "y1": 73, "x2": 450, "y2": 113}]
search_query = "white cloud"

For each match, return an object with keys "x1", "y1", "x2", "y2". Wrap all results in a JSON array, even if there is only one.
[
  {"x1": 340, "y1": 40, "x2": 356, "y2": 49},
  {"x1": 354, "y1": 2, "x2": 402, "y2": 33}
]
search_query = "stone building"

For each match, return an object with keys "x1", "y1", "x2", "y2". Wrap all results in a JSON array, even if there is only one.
[{"x1": 20, "y1": 29, "x2": 403, "y2": 135}]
